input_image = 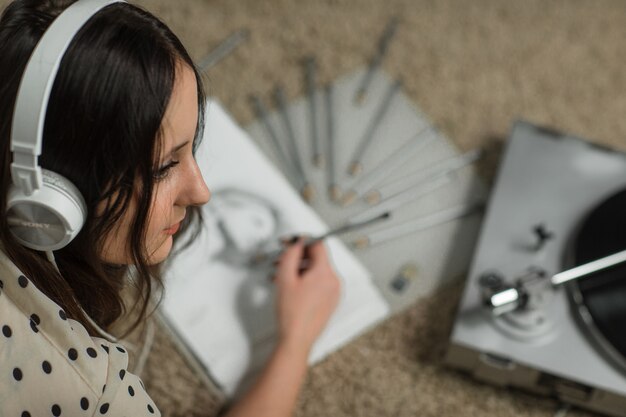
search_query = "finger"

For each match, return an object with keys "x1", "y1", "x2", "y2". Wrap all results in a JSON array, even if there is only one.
[
  {"x1": 276, "y1": 238, "x2": 304, "y2": 282},
  {"x1": 304, "y1": 240, "x2": 329, "y2": 264}
]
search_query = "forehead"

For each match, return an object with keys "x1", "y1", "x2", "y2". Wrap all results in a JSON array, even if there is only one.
[{"x1": 159, "y1": 63, "x2": 198, "y2": 151}]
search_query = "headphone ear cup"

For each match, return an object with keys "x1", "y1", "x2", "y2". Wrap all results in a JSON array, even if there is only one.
[{"x1": 7, "y1": 169, "x2": 87, "y2": 251}]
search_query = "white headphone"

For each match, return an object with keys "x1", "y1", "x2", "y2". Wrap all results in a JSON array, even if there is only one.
[{"x1": 7, "y1": 0, "x2": 124, "y2": 251}]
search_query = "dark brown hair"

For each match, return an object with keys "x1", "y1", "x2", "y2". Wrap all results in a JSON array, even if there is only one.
[{"x1": 0, "y1": 0, "x2": 205, "y2": 336}]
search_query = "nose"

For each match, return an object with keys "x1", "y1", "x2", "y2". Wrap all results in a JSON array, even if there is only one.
[{"x1": 182, "y1": 158, "x2": 211, "y2": 207}]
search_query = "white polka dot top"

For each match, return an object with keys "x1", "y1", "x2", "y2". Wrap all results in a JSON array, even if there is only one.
[{"x1": 0, "y1": 249, "x2": 161, "y2": 416}]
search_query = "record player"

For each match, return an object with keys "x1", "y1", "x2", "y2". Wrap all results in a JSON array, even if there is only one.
[{"x1": 446, "y1": 121, "x2": 626, "y2": 417}]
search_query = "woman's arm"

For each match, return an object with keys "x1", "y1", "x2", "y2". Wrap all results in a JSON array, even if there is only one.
[{"x1": 223, "y1": 239, "x2": 341, "y2": 417}]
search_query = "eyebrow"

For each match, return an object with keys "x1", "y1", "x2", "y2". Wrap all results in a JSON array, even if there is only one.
[{"x1": 166, "y1": 140, "x2": 190, "y2": 157}]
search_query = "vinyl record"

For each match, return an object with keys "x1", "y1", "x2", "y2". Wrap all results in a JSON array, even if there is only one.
[{"x1": 571, "y1": 187, "x2": 626, "y2": 369}]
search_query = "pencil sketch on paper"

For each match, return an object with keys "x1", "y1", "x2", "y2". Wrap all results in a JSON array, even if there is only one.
[
  {"x1": 205, "y1": 188, "x2": 281, "y2": 265},
  {"x1": 161, "y1": 101, "x2": 389, "y2": 397}
]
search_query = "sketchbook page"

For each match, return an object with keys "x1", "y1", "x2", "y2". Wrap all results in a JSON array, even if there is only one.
[{"x1": 161, "y1": 100, "x2": 390, "y2": 397}]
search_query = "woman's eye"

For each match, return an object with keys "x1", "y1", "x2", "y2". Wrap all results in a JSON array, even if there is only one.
[{"x1": 154, "y1": 160, "x2": 180, "y2": 180}]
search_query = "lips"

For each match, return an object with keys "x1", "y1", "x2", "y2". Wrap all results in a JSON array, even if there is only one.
[{"x1": 164, "y1": 222, "x2": 181, "y2": 235}]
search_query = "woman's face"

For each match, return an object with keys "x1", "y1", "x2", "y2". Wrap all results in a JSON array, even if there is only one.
[{"x1": 100, "y1": 63, "x2": 211, "y2": 265}]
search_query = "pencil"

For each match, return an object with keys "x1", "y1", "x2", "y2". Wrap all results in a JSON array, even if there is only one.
[
  {"x1": 249, "y1": 94, "x2": 305, "y2": 191},
  {"x1": 353, "y1": 16, "x2": 400, "y2": 104},
  {"x1": 274, "y1": 85, "x2": 314, "y2": 202},
  {"x1": 349, "y1": 174, "x2": 451, "y2": 225},
  {"x1": 199, "y1": 29, "x2": 249, "y2": 72},
  {"x1": 340, "y1": 127, "x2": 435, "y2": 207},
  {"x1": 348, "y1": 79, "x2": 402, "y2": 176},
  {"x1": 251, "y1": 212, "x2": 391, "y2": 265},
  {"x1": 325, "y1": 82, "x2": 341, "y2": 202},
  {"x1": 304, "y1": 57, "x2": 323, "y2": 167},
  {"x1": 364, "y1": 149, "x2": 481, "y2": 205},
  {"x1": 351, "y1": 203, "x2": 483, "y2": 249}
]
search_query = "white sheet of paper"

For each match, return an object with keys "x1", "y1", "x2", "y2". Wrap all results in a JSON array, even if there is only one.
[{"x1": 161, "y1": 101, "x2": 390, "y2": 396}]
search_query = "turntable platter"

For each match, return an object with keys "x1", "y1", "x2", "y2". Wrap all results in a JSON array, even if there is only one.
[{"x1": 572, "y1": 187, "x2": 626, "y2": 368}]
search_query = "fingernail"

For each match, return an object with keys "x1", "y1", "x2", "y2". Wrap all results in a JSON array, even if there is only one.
[{"x1": 280, "y1": 235, "x2": 299, "y2": 246}]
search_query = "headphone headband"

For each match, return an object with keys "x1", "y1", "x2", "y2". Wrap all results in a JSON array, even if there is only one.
[{"x1": 10, "y1": 0, "x2": 125, "y2": 196}]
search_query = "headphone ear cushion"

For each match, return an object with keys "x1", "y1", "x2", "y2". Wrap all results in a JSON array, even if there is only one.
[{"x1": 7, "y1": 169, "x2": 87, "y2": 251}]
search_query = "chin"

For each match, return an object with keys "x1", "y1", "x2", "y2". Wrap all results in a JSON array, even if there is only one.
[{"x1": 148, "y1": 235, "x2": 174, "y2": 265}]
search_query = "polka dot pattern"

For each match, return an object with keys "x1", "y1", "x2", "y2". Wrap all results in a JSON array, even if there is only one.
[
  {"x1": 1, "y1": 264, "x2": 161, "y2": 416},
  {"x1": 68, "y1": 348, "x2": 78, "y2": 361},
  {"x1": 42, "y1": 361, "x2": 52, "y2": 374},
  {"x1": 80, "y1": 397, "x2": 89, "y2": 410},
  {"x1": 17, "y1": 275, "x2": 28, "y2": 288}
]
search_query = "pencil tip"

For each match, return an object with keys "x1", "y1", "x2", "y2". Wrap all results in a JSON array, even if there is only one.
[
  {"x1": 301, "y1": 184, "x2": 316, "y2": 202},
  {"x1": 341, "y1": 191, "x2": 357, "y2": 207},
  {"x1": 313, "y1": 154, "x2": 324, "y2": 168},
  {"x1": 354, "y1": 89, "x2": 366, "y2": 105},
  {"x1": 364, "y1": 191, "x2": 381, "y2": 205},
  {"x1": 352, "y1": 236, "x2": 370, "y2": 249},
  {"x1": 400, "y1": 263, "x2": 419, "y2": 279},
  {"x1": 348, "y1": 161, "x2": 362, "y2": 176},
  {"x1": 329, "y1": 185, "x2": 342, "y2": 202}
]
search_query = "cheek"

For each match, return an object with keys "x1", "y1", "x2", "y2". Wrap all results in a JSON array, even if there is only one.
[
  {"x1": 98, "y1": 206, "x2": 136, "y2": 264},
  {"x1": 146, "y1": 187, "x2": 176, "y2": 242}
]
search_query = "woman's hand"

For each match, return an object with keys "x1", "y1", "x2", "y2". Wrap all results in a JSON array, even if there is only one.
[
  {"x1": 223, "y1": 238, "x2": 341, "y2": 417},
  {"x1": 273, "y1": 237, "x2": 341, "y2": 356}
]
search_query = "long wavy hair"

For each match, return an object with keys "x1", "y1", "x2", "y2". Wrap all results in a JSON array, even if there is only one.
[{"x1": 0, "y1": 0, "x2": 205, "y2": 336}]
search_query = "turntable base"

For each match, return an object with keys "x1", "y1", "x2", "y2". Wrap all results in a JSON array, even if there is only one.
[{"x1": 446, "y1": 121, "x2": 626, "y2": 417}]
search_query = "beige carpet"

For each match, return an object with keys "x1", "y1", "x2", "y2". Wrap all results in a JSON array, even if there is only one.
[{"x1": 6, "y1": 0, "x2": 626, "y2": 415}]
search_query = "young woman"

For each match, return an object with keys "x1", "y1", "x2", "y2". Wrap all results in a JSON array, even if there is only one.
[{"x1": 0, "y1": 1, "x2": 341, "y2": 416}]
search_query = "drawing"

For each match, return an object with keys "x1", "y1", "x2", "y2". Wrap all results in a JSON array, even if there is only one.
[{"x1": 205, "y1": 188, "x2": 281, "y2": 266}]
